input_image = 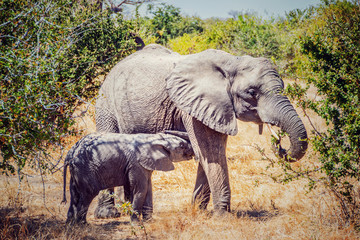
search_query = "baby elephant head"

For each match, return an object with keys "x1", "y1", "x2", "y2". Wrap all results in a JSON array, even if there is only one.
[
  {"x1": 162, "y1": 130, "x2": 194, "y2": 162},
  {"x1": 138, "y1": 131, "x2": 194, "y2": 172}
]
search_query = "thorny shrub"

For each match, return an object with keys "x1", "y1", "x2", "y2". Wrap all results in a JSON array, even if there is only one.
[
  {"x1": 280, "y1": 0, "x2": 360, "y2": 226},
  {"x1": 0, "y1": 0, "x2": 139, "y2": 175}
]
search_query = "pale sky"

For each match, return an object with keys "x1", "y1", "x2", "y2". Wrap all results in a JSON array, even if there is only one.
[{"x1": 137, "y1": 0, "x2": 321, "y2": 19}]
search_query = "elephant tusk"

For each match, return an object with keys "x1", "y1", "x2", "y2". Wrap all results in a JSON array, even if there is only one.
[
  {"x1": 258, "y1": 124, "x2": 263, "y2": 135},
  {"x1": 267, "y1": 124, "x2": 280, "y2": 140}
]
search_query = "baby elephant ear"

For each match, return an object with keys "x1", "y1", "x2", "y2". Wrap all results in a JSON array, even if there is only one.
[
  {"x1": 166, "y1": 50, "x2": 238, "y2": 136},
  {"x1": 139, "y1": 144, "x2": 175, "y2": 172}
]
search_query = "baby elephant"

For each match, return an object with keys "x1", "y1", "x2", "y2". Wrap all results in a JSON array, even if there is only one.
[{"x1": 62, "y1": 130, "x2": 194, "y2": 224}]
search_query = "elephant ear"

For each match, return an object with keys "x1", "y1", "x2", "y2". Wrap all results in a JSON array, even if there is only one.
[
  {"x1": 166, "y1": 50, "x2": 238, "y2": 136},
  {"x1": 139, "y1": 144, "x2": 175, "y2": 172}
]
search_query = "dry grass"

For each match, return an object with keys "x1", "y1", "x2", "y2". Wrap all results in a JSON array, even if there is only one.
[{"x1": 1, "y1": 81, "x2": 360, "y2": 239}]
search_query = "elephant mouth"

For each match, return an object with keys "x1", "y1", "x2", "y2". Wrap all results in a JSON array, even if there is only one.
[
  {"x1": 236, "y1": 109, "x2": 262, "y2": 124},
  {"x1": 264, "y1": 123, "x2": 296, "y2": 162},
  {"x1": 258, "y1": 121, "x2": 279, "y2": 135}
]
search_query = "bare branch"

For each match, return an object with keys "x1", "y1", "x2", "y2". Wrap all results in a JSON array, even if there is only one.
[
  {"x1": 119, "y1": 0, "x2": 153, "y2": 5},
  {"x1": 105, "y1": 0, "x2": 153, "y2": 13},
  {"x1": 107, "y1": 0, "x2": 125, "y2": 13},
  {"x1": 299, "y1": 104, "x2": 323, "y2": 137}
]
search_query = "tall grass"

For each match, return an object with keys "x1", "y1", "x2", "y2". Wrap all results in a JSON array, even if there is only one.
[{"x1": 1, "y1": 90, "x2": 359, "y2": 239}]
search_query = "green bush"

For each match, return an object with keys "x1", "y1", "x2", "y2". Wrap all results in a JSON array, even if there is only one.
[
  {"x1": 198, "y1": 14, "x2": 296, "y2": 62},
  {"x1": 285, "y1": 0, "x2": 360, "y2": 225},
  {"x1": 0, "y1": 0, "x2": 138, "y2": 174},
  {"x1": 201, "y1": 18, "x2": 238, "y2": 53},
  {"x1": 168, "y1": 33, "x2": 216, "y2": 54},
  {"x1": 145, "y1": 3, "x2": 204, "y2": 45},
  {"x1": 233, "y1": 15, "x2": 282, "y2": 58}
]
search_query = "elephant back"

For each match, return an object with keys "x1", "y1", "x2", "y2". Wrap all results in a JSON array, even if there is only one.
[{"x1": 96, "y1": 44, "x2": 183, "y2": 134}]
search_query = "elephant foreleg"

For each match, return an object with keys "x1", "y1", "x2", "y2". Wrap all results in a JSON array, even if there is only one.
[
  {"x1": 183, "y1": 115, "x2": 231, "y2": 212},
  {"x1": 192, "y1": 163, "x2": 211, "y2": 209}
]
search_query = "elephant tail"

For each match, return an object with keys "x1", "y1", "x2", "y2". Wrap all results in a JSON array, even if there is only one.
[
  {"x1": 62, "y1": 160, "x2": 68, "y2": 204},
  {"x1": 62, "y1": 149, "x2": 73, "y2": 204}
]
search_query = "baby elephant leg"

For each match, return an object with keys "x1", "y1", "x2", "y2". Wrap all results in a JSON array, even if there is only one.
[
  {"x1": 142, "y1": 175, "x2": 153, "y2": 221},
  {"x1": 66, "y1": 178, "x2": 78, "y2": 224},
  {"x1": 131, "y1": 192, "x2": 147, "y2": 222},
  {"x1": 67, "y1": 178, "x2": 94, "y2": 224},
  {"x1": 130, "y1": 177, "x2": 149, "y2": 222},
  {"x1": 115, "y1": 185, "x2": 132, "y2": 203},
  {"x1": 75, "y1": 197, "x2": 93, "y2": 224}
]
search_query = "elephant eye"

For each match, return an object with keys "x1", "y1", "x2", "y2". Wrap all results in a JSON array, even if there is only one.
[{"x1": 247, "y1": 89, "x2": 256, "y2": 97}]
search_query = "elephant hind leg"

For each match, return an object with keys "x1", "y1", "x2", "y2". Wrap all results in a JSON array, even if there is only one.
[{"x1": 94, "y1": 107, "x2": 122, "y2": 219}]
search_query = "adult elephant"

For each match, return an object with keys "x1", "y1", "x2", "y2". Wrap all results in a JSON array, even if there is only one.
[{"x1": 94, "y1": 44, "x2": 308, "y2": 218}]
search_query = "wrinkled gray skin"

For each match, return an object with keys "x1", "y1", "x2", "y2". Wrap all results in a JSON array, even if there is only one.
[
  {"x1": 95, "y1": 44, "x2": 308, "y2": 217},
  {"x1": 62, "y1": 131, "x2": 194, "y2": 224}
]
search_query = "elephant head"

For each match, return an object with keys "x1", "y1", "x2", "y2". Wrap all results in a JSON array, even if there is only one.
[
  {"x1": 166, "y1": 50, "x2": 307, "y2": 161},
  {"x1": 138, "y1": 131, "x2": 194, "y2": 172}
]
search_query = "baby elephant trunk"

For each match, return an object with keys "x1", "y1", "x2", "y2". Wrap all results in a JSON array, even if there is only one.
[
  {"x1": 163, "y1": 130, "x2": 191, "y2": 141},
  {"x1": 164, "y1": 130, "x2": 194, "y2": 157}
]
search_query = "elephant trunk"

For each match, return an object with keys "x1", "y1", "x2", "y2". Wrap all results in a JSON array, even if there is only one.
[
  {"x1": 277, "y1": 101, "x2": 308, "y2": 161},
  {"x1": 260, "y1": 95, "x2": 308, "y2": 162}
]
